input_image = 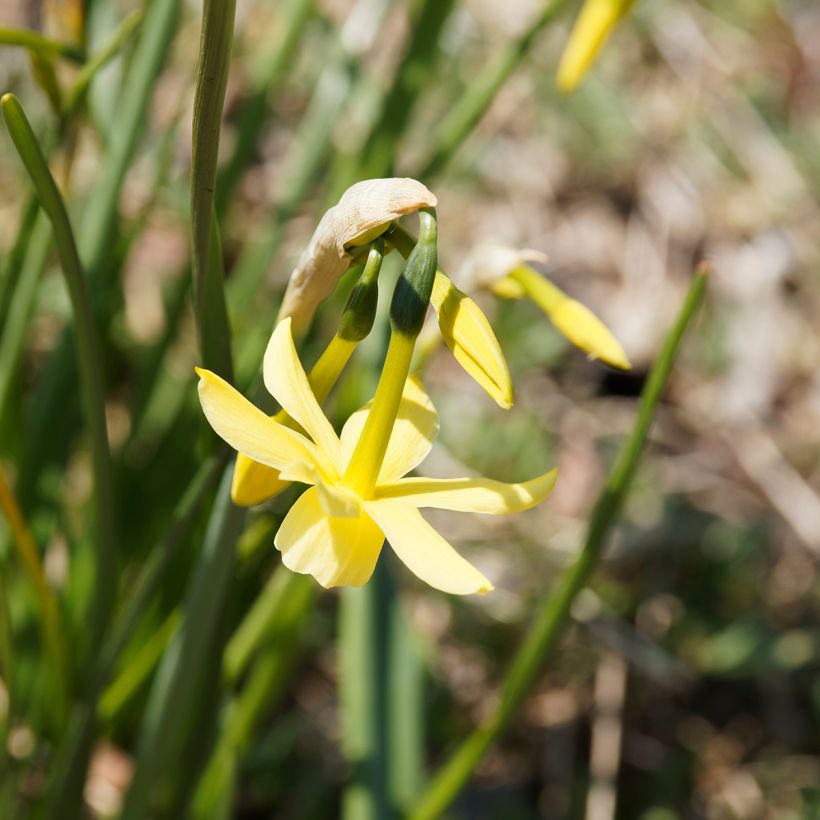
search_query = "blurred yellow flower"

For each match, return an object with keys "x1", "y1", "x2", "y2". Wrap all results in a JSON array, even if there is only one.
[
  {"x1": 197, "y1": 318, "x2": 556, "y2": 594},
  {"x1": 461, "y1": 244, "x2": 630, "y2": 370},
  {"x1": 556, "y1": 0, "x2": 636, "y2": 92}
]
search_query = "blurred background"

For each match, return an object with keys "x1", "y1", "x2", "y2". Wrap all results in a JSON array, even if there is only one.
[{"x1": 1, "y1": 0, "x2": 820, "y2": 817}]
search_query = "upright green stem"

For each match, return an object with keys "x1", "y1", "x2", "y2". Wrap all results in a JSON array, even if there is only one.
[
  {"x1": 410, "y1": 267, "x2": 708, "y2": 820},
  {"x1": 191, "y1": 0, "x2": 236, "y2": 377},
  {"x1": 0, "y1": 93, "x2": 117, "y2": 646},
  {"x1": 417, "y1": 0, "x2": 571, "y2": 178},
  {"x1": 341, "y1": 562, "x2": 393, "y2": 820}
]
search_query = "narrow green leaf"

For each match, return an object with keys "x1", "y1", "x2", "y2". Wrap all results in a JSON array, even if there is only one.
[
  {"x1": 191, "y1": 569, "x2": 315, "y2": 819},
  {"x1": 0, "y1": 213, "x2": 50, "y2": 422},
  {"x1": 417, "y1": 0, "x2": 572, "y2": 179},
  {"x1": 17, "y1": 0, "x2": 181, "y2": 510},
  {"x1": 0, "y1": 26, "x2": 84, "y2": 62},
  {"x1": 120, "y1": 468, "x2": 245, "y2": 820},
  {"x1": 61, "y1": 9, "x2": 143, "y2": 120},
  {"x1": 43, "y1": 455, "x2": 224, "y2": 819},
  {"x1": 340, "y1": 0, "x2": 457, "y2": 185},
  {"x1": 0, "y1": 93, "x2": 117, "y2": 648},
  {"x1": 409, "y1": 267, "x2": 709, "y2": 820}
]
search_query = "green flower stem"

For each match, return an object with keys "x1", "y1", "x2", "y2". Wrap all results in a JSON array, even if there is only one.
[
  {"x1": 190, "y1": 0, "x2": 236, "y2": 378},
  {"x1": 417, "y1": 0, "x2": 572, "y2": 179},
  {"x1": 340, "y1": 562, "x2": 394, "y2": 820},
  {"x1": 0, "y1": 93, "x2": 117, "y2": 646},
  {"x1": 0, "y1": 26, "x2": 84, "y2": 62},
  {"x1": 409, "y1": 267, "x2": 708, "y2": 820}
]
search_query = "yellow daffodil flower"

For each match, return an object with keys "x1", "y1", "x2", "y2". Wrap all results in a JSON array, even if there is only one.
[
  {"x1": 196, "y1": 318, "x2": 557, "y2": 595},
  {"x1": 556, "y1": 0, "x2": 637, "y2": 92},
  {"x1": 461, "y1": 244, "x2": 631, "y2": 370}
]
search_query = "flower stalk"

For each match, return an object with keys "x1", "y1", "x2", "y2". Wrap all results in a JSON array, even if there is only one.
[
  {"x1": 343, "y1": 210, "x2": 437, "y2": 497},
  {"x1": 408, "y1": 266, "x2": 708, "y2": 820}
]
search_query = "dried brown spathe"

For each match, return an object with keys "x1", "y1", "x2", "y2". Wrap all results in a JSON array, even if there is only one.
[{"x1": 279, "y1": 178, "x2": 437, "y2": 333}]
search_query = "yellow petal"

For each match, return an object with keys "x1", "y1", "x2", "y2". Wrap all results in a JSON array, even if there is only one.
[
  {"x1": 377, "y1": 468, "x2": 557, "y2": 513},
  {"x1": 231, "y1": 456, "x2": 292, "y2": 507},
  {"x1": 511, "y1": 265, "x2": 630, "y2": 370},
  {"x1": 232, "y1": 335, "x2": 359, "y2": 507},
  {"x1": 431, "y1": 272, "x2": 514, "y2": 409},
  {"x1": 556, "y1": 0, "x2": 636, "y2": 93},
  {"x1": 364, "y1": 500, "x2": 493, "y2": 595},
  {"x1": 341, "y1": 376, "x2": 438, "y2": 484},
  {"x1": 275, "y1": 487, "x2": 384, "y2": 588},
  {"x1": 196, "y1": 368, "x2": 324, "y2": 472},
  {"x1": 263, "y1": 318, "x2": 344, "y2": 470},
  {"x1": 490, "y1": 275, "x2": 526, "y2": 300}
]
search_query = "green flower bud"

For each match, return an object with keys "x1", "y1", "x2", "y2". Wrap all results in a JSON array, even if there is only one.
[{"x1": 390, "y1": 208, "x2": 437, "y2": 338}]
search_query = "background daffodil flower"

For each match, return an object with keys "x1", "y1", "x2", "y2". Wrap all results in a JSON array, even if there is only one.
[
  {"x1": 460, "y1": 244, "x2": 631, "y2": 370},
  {"x1": 196, "y1": 318, "x2": 557, "y2": 595}
]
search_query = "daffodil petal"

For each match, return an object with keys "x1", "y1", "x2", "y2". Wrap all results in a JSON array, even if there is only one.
[
  {"x1": 556, "y1": 0, "x2": 636, "y2": 93},
  {"x1": 364, "y1": 499, "x2": 493, "y2": 595},
  {"x1": 341, "y1": 376, "x2": 438, "y2": 484},
  {"x1": 231, "y1": 455, "x2": 293, "y2": 507},
  {"x1": 263, "y1": 318, "x2": 344, "y2": 469},
  {"x1": 511, "y1": 265, "x2": 630, "y2": 370},
  {"x1": 377, "y1": 468, "x2": 557, "y2": 513},
  {"x1": 490, "y1": 274, "x2": 526, "y2": 300},
  {"x1": 196, "y1": 368, "x2": 322, "y2": 473},
  {"x1": 275, "y1": 487, "x2": 384, "y2": 588},
  {"x1": 431, "y1": 272, "x2": 514, "y2": 409}
]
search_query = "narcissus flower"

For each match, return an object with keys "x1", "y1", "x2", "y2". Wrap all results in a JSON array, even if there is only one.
[
  {"x1": 461, "y1": 244, "x2": 631, "y2": 370},
  {"x1": 196, "y1": 319, "x2": 556, "y2": 595}
]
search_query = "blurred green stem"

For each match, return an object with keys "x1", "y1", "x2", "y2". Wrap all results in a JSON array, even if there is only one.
[
  {"x1": 341, "y1": 560, "x2": 393, "y2": 820},
  {"x1": 120, "y1": 467, "x2": 245, "y2": 820},
  {"x1": 192, "y1": 569, "x2": 316, "y2": 819},
  {"x1": 409, "y1": 267, "x2": 709, "y2": 820},
  {"x1": 0, "y1": 27, "x2": 84, "y2": 62},
  {"x1": 190, "y1": 0, "x2": 236, "y2": 377},
  {"x1": 18, "y1": 0, "x2": 181, "y2": 509},
  {"x1": 0, "y1": 468, "x2": 67, "y2": 727},
  {"x1": 417, "y1": 0, "x2": 571, "y2": 178},
  {"x1": 215, "y1": 0, "x2": 315, "y2": 215},
  {"x1": 334, "y1": 0, "x2": 456, "y2": 190},
  {"x1": 0, "y1": 214, "x2": 51, "y2": 421},
  {"x1": 43, "y1": 455, "x2": 224, "y2": 819},
  {"x1": 61, "y1": 9, "x2": 143, "y2": 120},
  {"x1": 0, "y1": 93, "x2": 117, "y2": 646}
]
